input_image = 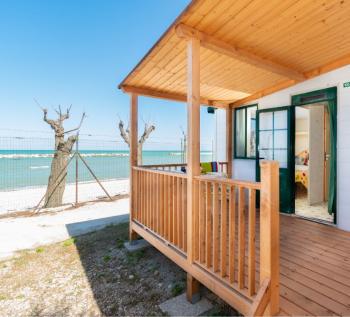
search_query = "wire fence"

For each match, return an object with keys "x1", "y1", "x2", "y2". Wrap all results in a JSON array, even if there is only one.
[{"x1": 0, "y1": 136, "x2": 213, "y2": 215}]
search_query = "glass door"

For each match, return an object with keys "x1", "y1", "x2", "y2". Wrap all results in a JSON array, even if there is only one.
[{"x1": 256, "y1": 106, "x2": 294, "y2": 213}]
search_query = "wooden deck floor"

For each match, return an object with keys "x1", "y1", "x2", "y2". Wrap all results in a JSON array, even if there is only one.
[{"x1": 278, "y1": 215, "x2": 350, "y2": 316}]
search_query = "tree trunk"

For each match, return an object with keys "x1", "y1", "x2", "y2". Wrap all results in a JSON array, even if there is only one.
[
  {"x1": 44, "y1": 150, "x2": 70, "y2": 208},
  {"x1": 137, "y1": 144, "x2": 142, "y2": 165}
]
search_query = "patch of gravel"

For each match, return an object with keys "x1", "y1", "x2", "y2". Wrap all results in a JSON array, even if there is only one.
[{"x1": 0, "y1": 222, "x2": 237, "y2": 316}]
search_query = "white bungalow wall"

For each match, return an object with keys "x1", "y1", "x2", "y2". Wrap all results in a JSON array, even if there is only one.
[{"x1": 216, "y1": 65, "x2": 350, "y2": 231}]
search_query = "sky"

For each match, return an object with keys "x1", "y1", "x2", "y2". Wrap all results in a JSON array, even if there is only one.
[{"x1": 0, "y1": 0, "x2": 216, "y2": 149}]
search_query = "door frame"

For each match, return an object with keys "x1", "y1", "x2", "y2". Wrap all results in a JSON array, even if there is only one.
[
  {"x1": 291, "y1": 87, "x2": 337, "y2": 224},
  {"x1": 255, "y1": 106, "x2": 295, "y2": 213}
]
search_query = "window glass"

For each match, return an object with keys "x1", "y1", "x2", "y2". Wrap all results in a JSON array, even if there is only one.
[
  {"x1": 246, "y1": 107, "x2": 257, "y2": 157},
  {"x1": 235, "y1": 108, "x2": 246, "y2": 157},
  {"x1": 234, "y1": 105, "x2": 257, "y2": 159}
]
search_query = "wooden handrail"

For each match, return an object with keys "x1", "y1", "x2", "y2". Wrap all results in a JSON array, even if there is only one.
[
  {"x1": 140, "y1": 163, "x2": 186, "y2": 168},
  {"x1": 193, "y1": 175, "x2": 261, "y2": 190},
  {"x1": 132, "y1": 166, "x2": 187, "y2": 178}
]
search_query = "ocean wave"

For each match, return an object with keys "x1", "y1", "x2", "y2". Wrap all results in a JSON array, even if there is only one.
[
  {"x1": 0, "y1": 153, "x2": 129, "y2": 159},
  {"x1": 29, "y1": 165, "x2": 50, "y2": 169}
]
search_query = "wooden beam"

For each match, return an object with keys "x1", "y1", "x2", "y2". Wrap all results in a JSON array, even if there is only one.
[
  {"x1": 232, "y1": 53, "x2": 350, "y2": 107},
  {"x1": 121, "y1": 85, "x2": 228, "y2": 109},
  {"x1": 186, "y1": 37, "x2": 202, "y2": 302},
  {"x1": 249, "y1": 279, "x2": 271, "y2": 317},
  {"x1": 260, "y1": 161, "x2": 280, "y2": 316},
  {"x1": 175, "y1": 23, "x2": 305, "y2": 81},
  {"x1": 187, "y1": 37, "x2": 201, "y2": 263},
  {"x1": 129, "y1": 93, "x2": 138, "y2": 241},
  {"x1": 187, "y1": 273, "x2": 200, "y2": 304},
  {"x1": 226, "y1": 108, "x2": 233, "y2": 178},
  {"x1": 231, "y1": 80, "x2": 296, "y2": 107}
]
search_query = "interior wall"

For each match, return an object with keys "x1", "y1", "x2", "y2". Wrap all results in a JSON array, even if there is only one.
[
  {"x1": 308, "y1": 106, "x2": 325, "y2": 205},
  {"x1": 295, "y1": 117, "x2": 309, "y2": 154},
  {"x1": 227, "y1": 64, "x2": 350, "y2": 231}
]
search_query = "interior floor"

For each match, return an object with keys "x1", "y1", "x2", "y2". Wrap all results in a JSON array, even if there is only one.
[{"x1": 295, "y1": 185, "x2": 333, "y2": 223}]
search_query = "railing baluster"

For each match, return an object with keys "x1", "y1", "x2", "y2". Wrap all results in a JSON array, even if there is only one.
[
  {"x1": 199, "y1": 181, "x2": 206, "y2": 264},
  {"x1": 183, "y1": 178, "x2": 187, "y2": 252},
  {"x1": 213, "y1": 183, "x2": 220, "y2": 272},
  {"x1": 220, "y1": 184, "x2": 227, "y2": 277},
  {"x1": 160, "y1": 174, "x2": 164, "y2": 236},
  {"x1": 193, "y1": 179, "x2": 199, "y2": 261},
  {"x1": 229, "y1": 185, "x2": 236, "y2": 284},
  {"x1": 248, "y1": 188, "x2": 256, "y2": 296},
  {"x1": 169, "y1": 176, "x2": 173, "y2": 242},
  {"x1": 206, "y1": 181, "x2": 212, "y2": 268},
  {"x1": 173, "y1": 177, "x2": 178, "y2": 246},
  {"x1": 177, "y1": 178, "x2": 181, "y2": 249},
  {"x1": 238, "y1": 187, "x2": 245, "y2": 289},
  {"x1": 164, "y1": 174, "x2": 168, "y2": 239}
]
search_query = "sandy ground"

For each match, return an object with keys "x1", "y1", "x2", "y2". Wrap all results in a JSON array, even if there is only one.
[
  {"x1": 0, "y1": 222, "x2": 235, "y2": 316},
  {"x1": 0, "y1": 178, "x2": 130, "y2": 215},
  {"x1": 0, "y1": 197, "x2": 130, "y2": 260}
]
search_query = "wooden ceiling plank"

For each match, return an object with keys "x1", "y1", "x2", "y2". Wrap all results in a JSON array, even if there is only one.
[
  {"x1": 175, "y1": 23, "x2": 305, "y2": 81},
  {"x1": 232, "y1": 53, "x2": 350, "y2": 107},
  {"x1": 219, "y1": 0, "x2": 300, "y2": 44},
  {"x1": 239, "y1": 0, "x2": 349, "y2": 66}
]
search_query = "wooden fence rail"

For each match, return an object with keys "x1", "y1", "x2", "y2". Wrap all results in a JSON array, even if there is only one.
[
  {"x1": 132, "y1": 166, "x2": 188, "y2": 253},
  {"x1": 131, "y1": 161, "x2": 279, "y2": 316},
  {"x1": 192, "y1": 176, "x2": 260, "y2": 299},
  {"x1": 141, "y1": 161, "x2": 228, "y2": 174}
]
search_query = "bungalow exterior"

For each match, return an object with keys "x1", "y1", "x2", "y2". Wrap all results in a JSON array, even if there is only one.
[{"x1": 118, "y1": 0, "x2": 350, "y2": 315}]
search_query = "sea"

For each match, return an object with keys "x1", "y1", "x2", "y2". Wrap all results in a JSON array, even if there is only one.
[{"x1": 0, "y1": 150, "x2": 213, "y2": 191}]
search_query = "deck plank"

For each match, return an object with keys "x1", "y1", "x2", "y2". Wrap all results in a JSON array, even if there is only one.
[{"x1": 278, "y1": 215, "x2": 350, "y2": 316}]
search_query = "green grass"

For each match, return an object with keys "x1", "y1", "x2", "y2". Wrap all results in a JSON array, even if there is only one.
[
  {"x1": 171, "y1": 282, "x2": 185, "y2": 297},
  {"x1": 35, "y1": 247, "x2": 44, "y2": 253},
  {"x1": 62, "y1": 238, "x2": 76, "y2": 247},
  {"x1": 116, "y1": 238, "x2": 125, "y2": 249},
  {"x1": 103, "y1": 255, "x2": 111, "y2": 262},
  {"x1": 0, "y1": 295, "x2": 7, "y2": 301},
  {"x1": 126, "y1": 250, "x2": 145, "y2": 265}
]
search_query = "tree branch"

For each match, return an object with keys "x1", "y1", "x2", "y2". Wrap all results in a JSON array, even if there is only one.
[
  {"x1": 118, "y1": 120, "x2": 130, "y2": 146},
  {"x1": 64, "y1": 112, "x2": 86, "y2": 134},
  {"x1": 42, "y1": 108, "x2": 61, "y2": 132},
  {"x1": 139, "y1": 123, "x2": 155, "y2": 145}
]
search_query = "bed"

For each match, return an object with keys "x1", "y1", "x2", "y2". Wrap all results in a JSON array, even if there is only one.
[
  {"x1": 295, "y1": 150, "x2": 309, "y2": 189},
  {"x1": 295, "y1": 165, "x2": 308, "y2": 189}
]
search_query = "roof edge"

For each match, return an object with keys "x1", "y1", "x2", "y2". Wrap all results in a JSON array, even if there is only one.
[{"x1": 118, "y1": 0, "x2": 199, "y2": 90}]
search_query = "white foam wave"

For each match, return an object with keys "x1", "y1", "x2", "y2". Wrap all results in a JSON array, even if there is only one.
[
  {"x1": 0, "y1": 153, "x2": 129, "y2": 159},
  {"x1": 29, "y1": 165, "x2": 50, "y2": 169}
]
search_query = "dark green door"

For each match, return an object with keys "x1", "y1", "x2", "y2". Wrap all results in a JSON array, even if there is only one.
[{"x1": 256, "y1": 106, "x2": 295, "y2": 213}]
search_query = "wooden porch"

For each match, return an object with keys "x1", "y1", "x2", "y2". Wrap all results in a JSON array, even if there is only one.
[
  {"x1": 131, "y1": 165, "x2": 350, "y2": 316},
  {"x1": 118, "y1": 0, "x2": 350, "y2": 314}
]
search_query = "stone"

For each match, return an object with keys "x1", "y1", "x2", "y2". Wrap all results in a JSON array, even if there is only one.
[
  {"x1": 159, "y1": 293, "x2": 213, "y2": 316},
  {"x1": 124, "y1": 239, "x2": 150, "y2": 252}
]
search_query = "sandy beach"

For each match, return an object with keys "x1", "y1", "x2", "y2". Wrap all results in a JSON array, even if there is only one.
[{"x1": 0, "y1": 178, "x2": 129, "y2": 215}]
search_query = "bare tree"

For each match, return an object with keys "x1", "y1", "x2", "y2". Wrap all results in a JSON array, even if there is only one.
[
  {"x1": 42, "y1": 105, "x2": 86, "y2": 208},
  {"x1": 118, "y1": 119, "x2": 155, "y2": 164}
]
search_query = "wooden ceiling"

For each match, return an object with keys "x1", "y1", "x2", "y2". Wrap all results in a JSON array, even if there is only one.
[{"x1": 119, "y1": 0, "x2": 350, "y2": 107}]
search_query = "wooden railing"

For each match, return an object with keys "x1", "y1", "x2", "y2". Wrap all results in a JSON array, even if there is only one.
[
  {"x1": 192, "y1": 176, "x2": 259, "y2": 298},
  {"x1": 140, "y1": 163, "x2": 186, "y2": 172},
  {"x1": 131, "y1": 161, "x2": 279, "y2": 316},
  {"x1": 132, "y1": 166, "x2": 188, "y2": 253},
  {"x1": 141, "y1": 161, "x2": 228, "y2": 174}
]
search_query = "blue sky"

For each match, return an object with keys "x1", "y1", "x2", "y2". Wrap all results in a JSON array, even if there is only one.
[{"x1": 0, "y1": 0, "x2": 216, "y2": 149}]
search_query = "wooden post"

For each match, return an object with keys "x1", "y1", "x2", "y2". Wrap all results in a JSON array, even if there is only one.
[
  {"x1": 226, "y1": 107, "x2": 233, "y2": 178},
  {"x1": 129, "y1": 93, "x2": 138, "y2": 241},
  {"x1": 260, "y1": 161, "x2": 280, "y2": 315},
  {"x1": 186, "y1": 37, "x2": 201, "y2": 303}
]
